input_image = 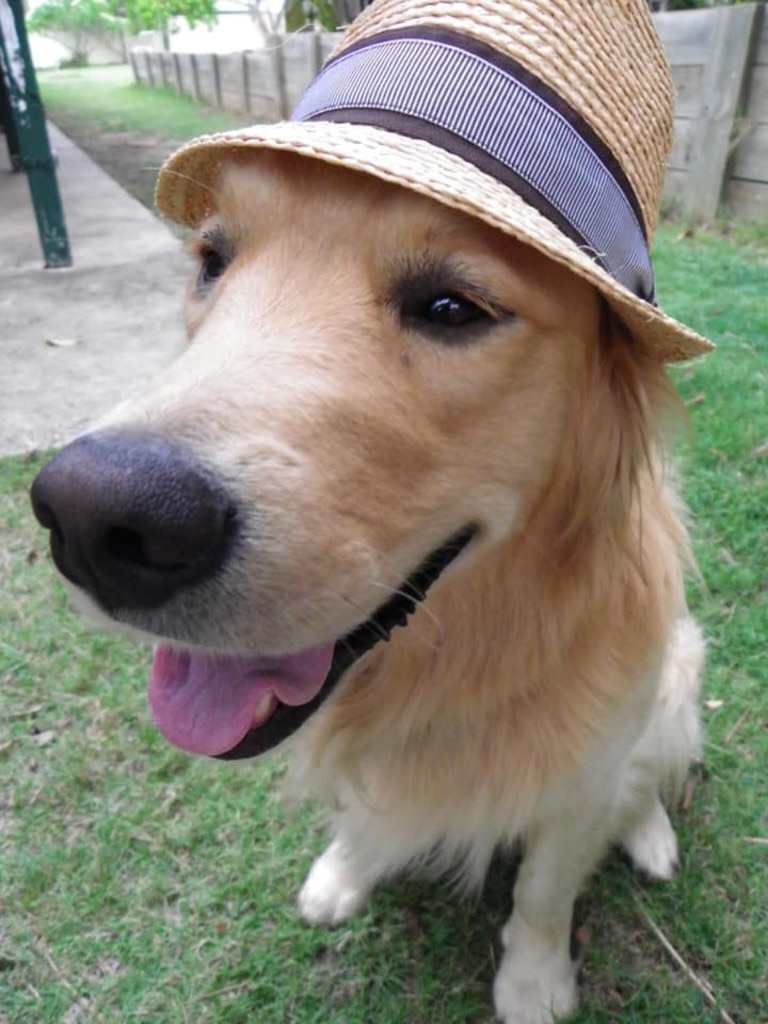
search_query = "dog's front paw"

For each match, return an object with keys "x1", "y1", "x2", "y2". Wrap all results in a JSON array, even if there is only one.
[
  {"x1": 621, "y1": 797, "x2": 678, "y2": 881},
  {"x1": 493, "y1": 950, "x2": 578, "y2": 1024},
  {"x1": 298, "y1": 839, "x2": 371, "y2": 926}
]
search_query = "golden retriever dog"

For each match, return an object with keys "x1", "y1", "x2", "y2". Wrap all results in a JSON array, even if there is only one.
[{"x1": 31, "y1": 153, "x2": 704, "y2": 1023}]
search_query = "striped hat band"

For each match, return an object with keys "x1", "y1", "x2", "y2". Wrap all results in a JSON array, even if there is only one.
[{"x1": 292, "y1": 27, "x2": 655, "y2": 305}]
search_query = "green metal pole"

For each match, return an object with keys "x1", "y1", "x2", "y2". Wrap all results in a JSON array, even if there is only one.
[{"x1": 0, "y1": 0, "x2": 72, "y2": 267}]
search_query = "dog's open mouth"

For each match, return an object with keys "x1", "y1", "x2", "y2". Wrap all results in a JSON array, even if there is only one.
[{"x1": 148, "y1": 527, "x2": 476, "y2": 760}]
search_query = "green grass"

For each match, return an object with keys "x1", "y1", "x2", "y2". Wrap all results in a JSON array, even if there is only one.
[
  {"x1": 2, "y1": 222, "x2": 767, "y2": 1020},
  {"x1": 37, "y1": 64, "x2": 248, "y2": 141},
  {"x1": 36, "y1": 64, "x2": 256, "y2": 214}
]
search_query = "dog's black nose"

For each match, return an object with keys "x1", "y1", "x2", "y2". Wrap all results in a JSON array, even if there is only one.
[{"x1": 30, "y1": 432, "x2": 237, "y2": 611}]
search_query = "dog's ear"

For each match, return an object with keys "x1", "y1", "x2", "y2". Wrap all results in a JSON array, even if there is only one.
[{"x1": 539, "y1": 303, "x2": 683, "y2": 563}]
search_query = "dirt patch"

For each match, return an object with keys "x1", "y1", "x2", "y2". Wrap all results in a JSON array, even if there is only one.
[
  {"x1": 82, "y1": 130, "x2": 175, "y2": 210},
  {"x1": 49, "y1": 117, "x2": 182, "y2": 214}
]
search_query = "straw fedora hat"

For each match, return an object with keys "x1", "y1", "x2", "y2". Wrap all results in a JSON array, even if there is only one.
[{"x1": 156, "y1": 0, "x2": 714, "y2": 362}]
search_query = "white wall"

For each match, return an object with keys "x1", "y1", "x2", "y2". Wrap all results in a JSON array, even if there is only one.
[
  {"x1": 29, "y1": 6, "x2": 279, "y2": 68},
  {"x1": 29, "y1": 31, "x2": 130, "y2": 68},
  {"x1": 165, "y1": 13, "x2": 268, "y2": 54}
]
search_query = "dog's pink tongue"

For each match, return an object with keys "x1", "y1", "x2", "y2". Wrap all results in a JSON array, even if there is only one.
[{"x1": 148, "y1": 643, "x2": 335, "y2": 756}]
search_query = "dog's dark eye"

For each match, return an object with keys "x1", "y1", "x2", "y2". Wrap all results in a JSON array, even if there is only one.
[
  {"x1": 194, "y1": 229, "x2": 233, "y2": 294},
  {"x1": 400, "y1": 290, "x2": 497, "y2": 342},
  {"x1": 420, "y1": 294, "x2": 488, "y2": 329},
  {"x1": 199, "y1": 247, "x2": 227, "y2": 284},
  {"x1": 391, "y1": 262, "x2": 505, "y2": 343},
  {"x1": 197, "y1": 246, "x2": 230, "y2": 292}
]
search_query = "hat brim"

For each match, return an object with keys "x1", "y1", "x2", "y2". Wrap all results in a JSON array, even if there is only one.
[{"x1": 155, "y1": 120, "x2": 713, "y2": 363}]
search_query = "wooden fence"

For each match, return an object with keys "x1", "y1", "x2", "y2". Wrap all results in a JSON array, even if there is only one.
[
  {"x1": 131, "y1": 2, "x2": 768, "y2": 224},
  {"x1": 657, "y1": 2, "x2": 767, "y2": 222},
  {"x1": 131, "y1": 33, "x2": 338, "y2": 127}
]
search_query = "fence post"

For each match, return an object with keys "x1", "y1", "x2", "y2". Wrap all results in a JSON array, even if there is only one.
[
  {"x1": 191, "y1": 53, "x2": 202, "y2": 103},
  {"x1": 212, "y1": 53, "x2": 223, "y2": 108},
  {"x1": 684, "y1": 2, "x2": 763, "y2": 224},
  {"x1": 242, "y1": 51, "x2": 251, "y2": 113},
  {"x1": 269, "y1": 34, "x2": 288, "y2": 119},
  {"x1": 312, "y1": 30, "x2": 323, "y2": 73}
]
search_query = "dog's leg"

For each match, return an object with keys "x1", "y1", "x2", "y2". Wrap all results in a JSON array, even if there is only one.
[
  {"x1": 619, "y1": 616, "x2": 704, "y2": 882},
  {"x1": 298, "y1": 833, "x2": 374, "y2": 926},
  {"x1": 298, "y1": 800, "x2": 434, "y2": 927},
  {"x1": 621, "y1": 794, "x2": 678, "y2": 880},
  {"x1": 493, "y1": 809, "x2": 612, "y2": 1024}
]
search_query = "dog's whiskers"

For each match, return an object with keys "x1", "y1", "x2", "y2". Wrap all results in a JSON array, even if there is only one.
[
  {"x1": 320, "y1": 577, "x2": 443, "y2": 650},
  {"x1": 367, "y1": 579, "x2": 445, "y2": 641},
  {"x1": 320, "y1": 587, "x2": 392, "y2": 644}
]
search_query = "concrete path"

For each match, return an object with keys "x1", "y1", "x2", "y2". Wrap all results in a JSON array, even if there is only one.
[{"x1": 1, "y1": 124, "x2": 190, "y2": 457}]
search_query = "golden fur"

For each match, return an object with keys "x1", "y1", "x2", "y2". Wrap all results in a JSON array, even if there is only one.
[{"x1": 96, "y1": 152, "x2": 704, "y2": 1023}]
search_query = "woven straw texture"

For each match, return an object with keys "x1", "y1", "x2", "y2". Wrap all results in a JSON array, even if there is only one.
[{"x1": 155, "y1": 0, "x2": 713, "y2": 363}]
